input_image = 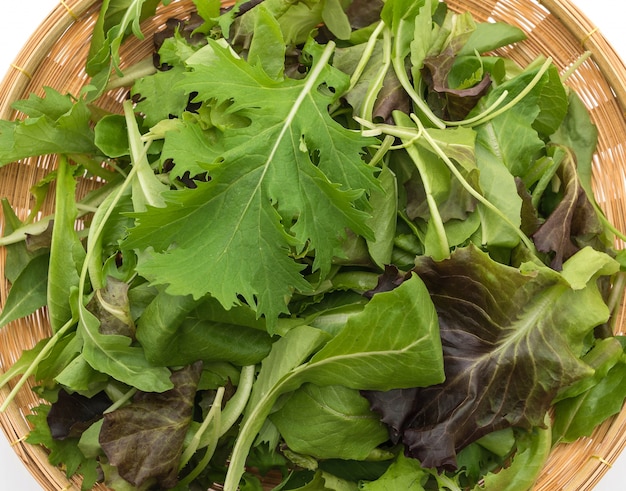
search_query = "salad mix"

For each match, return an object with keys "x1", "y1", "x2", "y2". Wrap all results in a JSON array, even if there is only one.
[{"x1": 1, "y1": 0, "x2": 626, "y2": 490}]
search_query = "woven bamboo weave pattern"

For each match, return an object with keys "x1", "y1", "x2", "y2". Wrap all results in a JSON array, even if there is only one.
[{"x1": 1, "y1": 0, "x2": 625, "y2": 489}]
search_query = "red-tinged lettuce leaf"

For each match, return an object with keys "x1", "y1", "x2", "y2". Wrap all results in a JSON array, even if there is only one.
[
  {"x1": 345, "y1": 0, "x2": 384, "y2": 30},
  {"x1": 419, "y1": 10, "x2": 492, "y2": 121},
  {"x1": 86, "y1": 277, "x2": 135, "y2": 338},
  {"x1": 422, "y1": 49, "x2": 492, "y2": 121},
  {"x1": 27, "y1": 403, "x2": 101, "y2": 490},
  {"x1": 99, "y1": 361, "x2": 202, "y2": 488},
  {"x1": 47, "y1": 389, "x2": 112, "y2": 440},
  {"x1": 532, "y1": 152, "x2": 603, "y2": 270},
  {"x1": 123, "y1": 39, "x2": 377, "y2": 326},
  {"x1": 363, "y1": 245, "x2": 613, "y2": 470}
]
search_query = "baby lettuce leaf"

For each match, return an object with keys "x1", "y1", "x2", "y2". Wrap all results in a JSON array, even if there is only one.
[
  {"x1": 550, "y1": 91, "x2": 598, "y2": 202},
  {"x1": 99, "y1": 361, "x2": 203, "y2": 488},
  {"x1": 457, "y1": 21, "x2": 526, "y2": 56},
  {"x1": 1, "y1": 198, "x2": 41, "y2": 282},
  {"x1": 47, "y1": 389, "x2": 112, "y2": 440},
  {"x1": 124, "y1": 39, "x2": 377, "y2": 325},
  {"x1": 469, "y1": 66, "x2": 558, "y2": 247},
  {"x1": 470, "y1": 417, "x2": 552, "y2": 491},
  {"x1": 224, "y1": 273, "x2": 444, "y2": 490},
  {"x1": 360, "y1": 452, "x2": 429, "y2": 490},
  {"x1": 363, "y1": 245, "x2": 616, "y2": 470},
  {"x1": 270, "y1": 383, "x2": 388, "y2": 460},
  {"x1": 532, "y1": 152, "x2": 603, "y2": 270},
  {"x1": 77, "y1": 299, "x2": 174, "y2": 393},
  {"x1": 552, "y1": 337, "x2": 626, "y2": 443},
  {"x1": 47, "y1": 157, "x2": 86, "y2": 333}
]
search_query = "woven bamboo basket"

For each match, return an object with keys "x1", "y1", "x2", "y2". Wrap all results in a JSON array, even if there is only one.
[{"x1": 1, "y1": 0, "x2": 626, "y2": 489}]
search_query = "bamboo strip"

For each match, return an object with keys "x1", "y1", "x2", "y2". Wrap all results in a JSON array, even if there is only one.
[{"x1": 1, "y1": 1, "x2": 625, "y2": 490}]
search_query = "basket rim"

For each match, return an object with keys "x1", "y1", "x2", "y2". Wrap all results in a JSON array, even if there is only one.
[{"x1": 1, "y1": 1, "x2": 626, "y2": 490}]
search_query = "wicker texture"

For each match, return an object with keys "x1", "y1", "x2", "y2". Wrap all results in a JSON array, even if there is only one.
[{"x1": 1, "y1": 0, "x2": 625, "y2": 489}]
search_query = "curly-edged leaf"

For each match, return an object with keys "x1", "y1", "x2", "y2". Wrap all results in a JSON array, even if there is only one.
[
  {"x1": 0, "y1": 88, "x2": 98, "y2": 165},
  {"x1": 99, "y1": 361, "x2": 202, "y2": 488},
  {"x1": 532, "y1": 152, "x2": 603, "y2": 270},
  {"x1": 27, "y1": 404, "x2": 101, "y2": 487},
  {"x1": 364, "y1": 245, "x2": 613, "y2": 470},
  {"x1": 124, "y1": 40, "x2": 377, "y2": 325}
]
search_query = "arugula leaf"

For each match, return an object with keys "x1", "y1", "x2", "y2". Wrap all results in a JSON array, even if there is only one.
[
  {"x1": 47, "y1": 156, "x2": 86, "y2": 332},
  {"x1": 0, "y1": 253, "x2": 48, "y2": 329},
  {"x1": 124, "y1": 39, "x2": 377, "y2": 324}
]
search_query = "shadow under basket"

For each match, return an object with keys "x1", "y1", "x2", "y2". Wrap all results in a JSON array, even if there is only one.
[{"x1": 1, "y1": 0, "x2": 626, "y2": 489}]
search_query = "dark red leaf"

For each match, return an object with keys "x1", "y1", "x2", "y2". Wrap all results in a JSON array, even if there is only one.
[{"x1": 99, "y1": 361, "x2": 203, "y2": 488}]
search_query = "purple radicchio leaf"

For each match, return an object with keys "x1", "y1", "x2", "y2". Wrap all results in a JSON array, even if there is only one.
[
  {"x1": 47, "y1": 389, "x2": 112, "y2": 440},
  {"x1": 363, "y1": 245, "x2": 599, "y2": 470},
  {"x1": 532, "y1": 155, "x2": 603, "y2": 270},
  {"x1": 421, "y1": 48, "x2": 492, "y2": 121},
  {"x1": 99, "y1": 361, "x2": 203, "y2": 488},
  {"x1": 345, "y1": 0, "x2": 384, "y2": 30}
]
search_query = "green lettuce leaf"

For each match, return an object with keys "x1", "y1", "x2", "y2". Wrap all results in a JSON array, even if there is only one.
[{"x1": 270, "y1": 383, "x2": 388, "y2": 460}]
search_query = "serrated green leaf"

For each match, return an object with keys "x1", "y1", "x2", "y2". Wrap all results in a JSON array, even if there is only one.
[
  {"x1": 124, "y1": 40, "x2": 377, "y2": 323},
  {"x1": 0, "y1": 89, "x2": 98, "y2": 165}
]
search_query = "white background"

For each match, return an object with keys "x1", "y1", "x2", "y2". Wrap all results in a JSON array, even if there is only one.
[{"x1": 0, "y1": 0, "x2": 625, "y2": 490}]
